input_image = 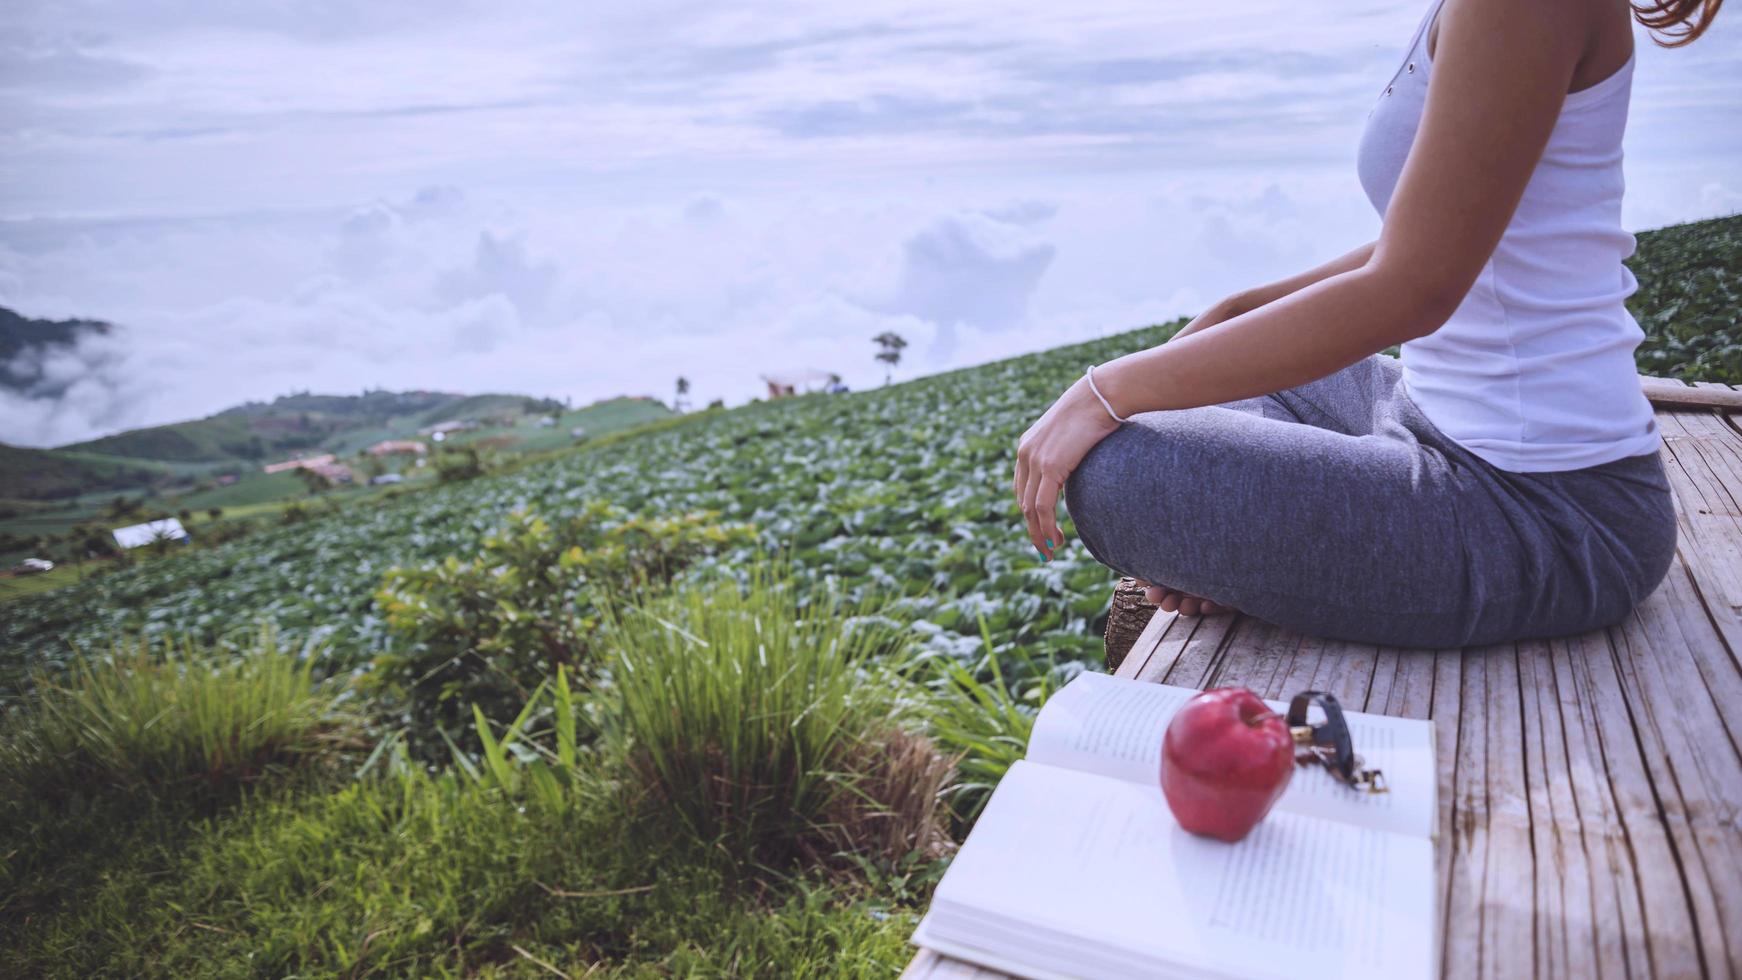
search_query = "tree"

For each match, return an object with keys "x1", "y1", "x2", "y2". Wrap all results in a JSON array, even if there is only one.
[
  {"x1": 294, "y1": 467, "x2": 330, "y2": 496},
  {"x1": 873, "y1": 331, "x2": 908, "y2": 384},
  {"x1": 106, "y1": 496, "x2": 142, "y2": 521},
  {"x1": 674, "y1": 376, "x2": 691, "y2": 413}
]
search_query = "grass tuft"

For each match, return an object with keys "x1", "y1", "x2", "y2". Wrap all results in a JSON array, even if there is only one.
[
  {"x1": 601, "y1": 564, "x2": 953, "y2": 869},
  {"x1": 0, "y1": 631, "x2": 364, "y2": 805},
  {"x1": 923, "y1": 615, "x2": 1074, "y2": 829}
]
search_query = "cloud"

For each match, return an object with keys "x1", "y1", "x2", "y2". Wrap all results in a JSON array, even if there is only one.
[
  {"x1": 0, "y1": 0, "x2": 1737, "y2": 446},
  {"x1": 1701, "y1": 182, "x2": 1742, "y2": 215},
  {"x1": 0, "y1": 174, "x2": 1394, "y2": 446},
  {"x1": 0, "y1": 38, "x2": 151, "y2": 92},
  {"x1": 0, "y1": 326, "x2": 139, "y2": 447},
  {"x1": 434, "y1": 232, "x2": 559, "y2": 323},
  {"x1": 866, "y1": 209, "x2": 1057, "y2": 361}
]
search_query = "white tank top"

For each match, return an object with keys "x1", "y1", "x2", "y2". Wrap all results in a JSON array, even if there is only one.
[{"x1": 1356, "y1": 0, "x2": 1661, "y2": 472}]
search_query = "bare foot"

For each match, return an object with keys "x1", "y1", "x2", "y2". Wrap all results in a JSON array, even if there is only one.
[{"x1": 1134, "y1": 578, "x2": 1237, "y2": 617}]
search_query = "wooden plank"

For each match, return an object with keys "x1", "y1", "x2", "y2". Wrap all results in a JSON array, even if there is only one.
[
  {"x1": 1305, "y1": 639, "x2": 1382, "y2": 709},
  {"x1": 1610, "y1": 583, "x2": 1742, "y2": 975},
  {"x1": 1362, "y1": 646, "x2": 1402, "y2": 716},
  {"x1": 1274, "y1": 632, "x2": 1334, "y2": 704},
  {"x1": 1581, "y1": 627, "x2": 1705, "y2": 977},
  {"x1": 1434, "y1": 650, "x2": 1473, "y2": 979},
  {"x1": 1518, "y1": 639, "x2": 1599, "y2": 978},
  {"x1": 1478, "y1": 645, "x2": 1536, "y2": 979},
  {"x1": 1147, "y1": 613, "x2": 1240, "y2": 688},
  {"x1": 1202, "y1": 615, "x2": 1305, "y2": 699},
  {"x1": 1554, "y1": 630, "x2": 1653, "y2": 979},
  {"x1": 1641, "y1": 375, "x2": 1742, "y2": 410},
  {"x1": 1112, "y1": 606, "x2": 1179, "y2": 680},
  {"x1": 1659, "y1": 408, "x2": 1742, "y2": 616},
  {"x1": 1654, "y1": 408, "x2": 1742, "y2": 731},
  {"x1": 1373, "y1": 648, "x2": 1438, "y2": 720}
]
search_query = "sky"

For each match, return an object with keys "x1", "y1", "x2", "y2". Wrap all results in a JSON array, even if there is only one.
[{"x1": 1, "y1": 0, "x2": 1738, "y2": 447}]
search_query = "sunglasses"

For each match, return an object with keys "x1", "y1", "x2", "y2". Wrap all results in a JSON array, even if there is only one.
[{"x1": 1286, "y1": 690, "x2": 1388, "y2": 793}]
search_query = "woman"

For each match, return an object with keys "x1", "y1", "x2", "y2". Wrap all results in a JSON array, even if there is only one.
[{"x1": 1014, "y1": 0, "x2": 1722, "y2": 648}]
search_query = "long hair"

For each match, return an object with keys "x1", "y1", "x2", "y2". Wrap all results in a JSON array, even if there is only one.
[{"x1": 1633, "y1": 0, "x2": 1723, "y2": 46}]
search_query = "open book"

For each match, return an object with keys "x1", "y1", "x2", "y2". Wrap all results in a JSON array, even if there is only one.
[{"x1": 911, "y1": 672, "x2": 1437, "y2": 980}]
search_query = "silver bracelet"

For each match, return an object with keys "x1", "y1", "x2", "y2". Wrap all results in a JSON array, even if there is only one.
[{"x1": 1084, "y1": 364, "x2": 1130, "y2": 423}]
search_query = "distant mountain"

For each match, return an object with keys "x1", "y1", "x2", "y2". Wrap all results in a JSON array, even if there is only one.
[
  {"x1": 0, "y1": 386, "x2": 583, "y2": 501},
  {"x1": 61, "y1": 389, "x2": 566, "y2": 464},
  {"x1": 0, "y1": 307, "x2": 114, "y2": 396},
  {"x1": 0, "y1": 443, "x2": 167, "y2": 501}
]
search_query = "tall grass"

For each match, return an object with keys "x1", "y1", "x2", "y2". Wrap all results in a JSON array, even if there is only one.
[
  {"x1": 3, "y1": 755, "x2": 918, "y2": 978},
  {"x1": 923, "y1": 615, "x2": 1072, "y2": 828},
  {"x1": 0, "y1": 631, "x2": 363, "y2": 803},
  {"x1": 600, "y1": 566, "x2": 953, "y2": 868}
]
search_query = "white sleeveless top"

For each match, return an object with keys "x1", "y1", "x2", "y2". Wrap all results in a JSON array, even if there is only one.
[{"x1": 1356, "y1": 0, "x2": 1660, "y2": 472}]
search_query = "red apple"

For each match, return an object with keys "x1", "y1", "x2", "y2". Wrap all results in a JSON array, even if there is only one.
[{"x1": 1160, "y1": 687, "x2": 1295, "y2": 843}]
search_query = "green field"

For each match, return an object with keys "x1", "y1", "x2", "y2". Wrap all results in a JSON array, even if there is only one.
[
  {"x1": 1629, "y1": 213, "x2": 1742, "y2": 383},
  {"x1": 0, "y1": 395, "x2": 675, "y2": 574},
  {"x1": 1, "y1": 213, "x2": 1736, "y2": 977},
  {"x1": 0, "y1": 562, "x2": 100, "y2": 602}
]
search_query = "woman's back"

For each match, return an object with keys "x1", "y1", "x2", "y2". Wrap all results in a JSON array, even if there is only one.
[{"x1": 1356, "y1": 0, "x2": 1660, "y2": 472}]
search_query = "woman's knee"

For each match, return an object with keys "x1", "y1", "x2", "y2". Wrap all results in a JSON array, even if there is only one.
[
  {"x1": 1063, "y1": 431, "x2": 1129, "y2": 568},
  {"x1": 1065, "y1": 416, "x2": 1210, "y2": 574}
]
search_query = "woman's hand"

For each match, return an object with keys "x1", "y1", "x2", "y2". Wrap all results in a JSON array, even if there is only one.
[{"x1": 1014, "y1": 375, "x2": 1123, "y2": 560}]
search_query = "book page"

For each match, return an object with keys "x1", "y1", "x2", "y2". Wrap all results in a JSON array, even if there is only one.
[
  {"x1": 922, "y1": 760, "x2": 1435, "y2": 980},
  {"x1": 1026, "y1": 672, "x2": 1435, "y2": 838},
  {"x1": 1026, "y1": 670, "x2": 1192, "y2": 784}
]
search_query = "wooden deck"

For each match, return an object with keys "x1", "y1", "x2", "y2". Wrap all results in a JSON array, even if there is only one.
[{"x1": 911, "y1": 382, "x2": 1742, "y2": 979}]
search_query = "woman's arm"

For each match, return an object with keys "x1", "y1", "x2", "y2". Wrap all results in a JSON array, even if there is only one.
[
  {"x1": 1172, "y1": 240, "x2": 1376, "y2": 343},
  {"x1": 1016, "y1": 0, "x2": 1590, "y2": 557}
]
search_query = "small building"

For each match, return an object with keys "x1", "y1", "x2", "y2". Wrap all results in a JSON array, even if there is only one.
[
  {"x1": 113, "y1": 518, "x2": 189, "y2": 550},
  {"x1": 264, "y1": 453, "x2": 336, "y2": 475},
  {"x1": 761, "y1": 369, "x2": 837, "y2": 399},
  {"x1": 304, "y1": 462, "x2": 354, "y2": 485},
  {"x1": 366, "y1": 439, "x2": 428, "y2": 457},
  {"x1": 418, "y1": 419, "x2": 478, "y2": 437}
]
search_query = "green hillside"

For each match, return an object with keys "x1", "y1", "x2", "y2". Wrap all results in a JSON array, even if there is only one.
[
  {"x1": 1630, "y1": 212, "x2": 1742, "y2": 383},
  {"x1": 0, "y1": 322, "x2": 1140, "y2": 689},
  {"x1": 60, "y1": 390, "x2": 484, "y2": 463},
  {"x1": 5, "y1": 212, "x2": 1739, "y2": 679},
  {"x1": 60, "y1": 413, "x2": 261, "y2": 464},
  {"x1": 0, "y1": 443, "x2": 167, "y2": 500}
]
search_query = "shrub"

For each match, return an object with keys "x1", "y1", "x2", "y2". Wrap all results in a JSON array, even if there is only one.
[
  {"x1": 432, "y1": 445, "x2": 486, "y2": 482},
  {"x1": 601, "y1": 565, "x2": 953, "y2": 869},
  {"x1": 369, "y1": 503, "x2": 754, "y2": 757},
  {"x1": 0, "y1": 632, "x2": 364, "y2": 806}
]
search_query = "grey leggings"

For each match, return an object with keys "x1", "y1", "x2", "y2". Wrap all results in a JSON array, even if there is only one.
[{"x1": 1064, "y1": 355, "x2": 1678, "y2": 648}]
